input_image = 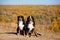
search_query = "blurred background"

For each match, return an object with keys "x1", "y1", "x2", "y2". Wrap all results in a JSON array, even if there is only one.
[
  {"x1": 0, "y1": 5, "x2": 60, "y2": 33},
  {"x1": 0, "y1": 0, "x2": 60, "y2": 40}
]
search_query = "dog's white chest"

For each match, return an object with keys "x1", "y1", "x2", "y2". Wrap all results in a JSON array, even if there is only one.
[
  {"x1": 19, "y1": 21, "x2": 24, "y2": 30},
  {"x1": 28, "y1": 22, "x2": 34, "y2": 32}
]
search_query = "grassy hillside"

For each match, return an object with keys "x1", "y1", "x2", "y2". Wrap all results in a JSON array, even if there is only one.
[{"x1": 0, "y1": 5, "x2": 60, "y2": 32}]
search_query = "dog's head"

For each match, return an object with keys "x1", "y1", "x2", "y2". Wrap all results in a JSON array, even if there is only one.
[
  {"x1": 27, "y1": 16, "x2": 34, "y2": 22},
  {"x1": 17, "y1": 16, "x2": 25, "y2": 24},
  {"x1": 26, "y1": 16, "x2": 35, "y2": 26}
]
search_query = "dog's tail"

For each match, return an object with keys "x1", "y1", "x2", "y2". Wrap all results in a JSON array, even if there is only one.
[
  {"x1": 37, "y1": 33, "x2": 41, "y2": 36},
  {"x1": 34, "y1": 32, "x2": 41, "y2": 37}
]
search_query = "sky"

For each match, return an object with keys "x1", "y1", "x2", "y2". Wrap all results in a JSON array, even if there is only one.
[{"x1": 0, "y1": 0, "x2": 60, "y2": 5}]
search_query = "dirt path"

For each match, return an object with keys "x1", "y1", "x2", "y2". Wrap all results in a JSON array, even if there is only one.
[
  {"x1": 0, "y1": 23, "x2": 60, "y2": 40},
  {"x1": 0, "y1": 32, "x2": 60, "y2": 40}
]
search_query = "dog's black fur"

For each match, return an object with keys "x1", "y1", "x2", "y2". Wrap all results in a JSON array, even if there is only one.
[
  {"x1": 17, "y1": 16, "x2": 25, "y2": 35},
  {"x1": 16, "y1": 16, "x2": 41, "y2": 37},
  {"x1": 25, "y1": 16, "x2": 35, "y2": 37}
]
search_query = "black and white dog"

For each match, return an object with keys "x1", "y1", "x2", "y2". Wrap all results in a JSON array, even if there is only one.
[
  {"x1": 25, "y1": 16, "x2": 35, "y2": 37},
  {"x1": 17, "y1": 16, "x2": 25, "y2": 35}
]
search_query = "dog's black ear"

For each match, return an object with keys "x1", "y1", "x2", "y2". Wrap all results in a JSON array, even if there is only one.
[
  {"x1": 17, "y1": 16, "x2": 20, "y2": 26},
  {"x1": 17, "y1": 16, "x2": 20, "y2": 21},
  {"x1": 32, "y1": 16, "x2": 35, "y2": 27},
  {"x1": 22, "y1": 16, "x2": 25, "y2": 25},
  {"x1": 33, "y1": 21, "x2": 35, "y2": 27},
  {"x1": 27, "y1": 16, "x2": 30, "y2": 21}
]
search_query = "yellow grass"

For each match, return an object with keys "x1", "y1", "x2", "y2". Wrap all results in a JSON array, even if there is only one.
[{"x1": 0, "y1": 5, "x2": 60, "y2": 32}]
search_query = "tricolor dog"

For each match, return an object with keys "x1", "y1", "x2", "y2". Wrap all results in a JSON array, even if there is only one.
[
  {"x1": 17, "y1": 16, "x2": 25, "y2": 35},
  {"x1": 25, "y1": 16, "x2": 35, "y2": 37}
]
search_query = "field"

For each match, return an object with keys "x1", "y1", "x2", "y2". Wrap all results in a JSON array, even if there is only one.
[{"x1": 0, "y1": 5, "x2": 60, "y2": 40}]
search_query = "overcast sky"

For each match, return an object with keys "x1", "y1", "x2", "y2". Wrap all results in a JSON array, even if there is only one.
[{"x1": 0, "y1": 0, "x2": 60, "y2": 5}]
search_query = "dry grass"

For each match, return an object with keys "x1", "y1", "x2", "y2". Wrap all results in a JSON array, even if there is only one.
[{"x1": 0, "y1": 5, "x2": 60, "y2": 40}]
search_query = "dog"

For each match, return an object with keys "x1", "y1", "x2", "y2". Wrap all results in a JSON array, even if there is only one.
[
  {"x1": 17, "y1": 16, "x2": 25, "y2": 35},
  {"x1": 25, "y1": 16, "x2": 35, "y2": 37}
]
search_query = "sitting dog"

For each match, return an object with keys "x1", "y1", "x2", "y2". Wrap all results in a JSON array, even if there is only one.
[
  {"x1": 17, "y1": 16, "x2": 25, "y2": 35},
  {"x1": 25, "y1": 16, "x2": 35, "y2": 37}
]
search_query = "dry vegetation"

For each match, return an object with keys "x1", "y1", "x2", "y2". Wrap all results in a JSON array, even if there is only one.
[{"x1": 0, "y1": 5, "x2": 60, "y2": 40}]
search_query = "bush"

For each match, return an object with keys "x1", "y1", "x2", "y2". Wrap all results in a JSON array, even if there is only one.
[
  {"x1": 52, "y1": 26, "x2": 59, "y2": 32},
  {"x1": 52, "y1": 19, "x2": 60, "y2": 32}
]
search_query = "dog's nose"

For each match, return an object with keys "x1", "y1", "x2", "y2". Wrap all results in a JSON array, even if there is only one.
[
  {"x1": 29, "y1": 18, "x2": 32, "y2": 21},
  {"x1": 19, "y1": 18, "x2": 22, "y2": 21}
]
